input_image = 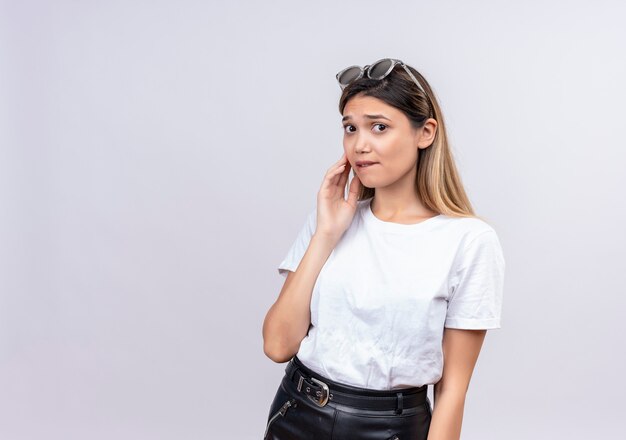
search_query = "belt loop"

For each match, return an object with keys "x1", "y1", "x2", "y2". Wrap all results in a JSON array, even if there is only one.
[
  {"x1": 395, "y1": 392, "x2": 403, "y2": 414},
  {"x1": 289, "y1": 364, "x2": 299, "y2": 382}
]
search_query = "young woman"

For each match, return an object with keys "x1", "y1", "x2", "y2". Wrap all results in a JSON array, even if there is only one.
[{"x1": 262, "y1": 58, "x2": 506, "y2": 440}]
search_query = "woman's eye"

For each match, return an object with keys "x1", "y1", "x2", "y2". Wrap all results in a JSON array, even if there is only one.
[{"x1": 343, "y1": 124, "x2": 387, "y2": 134}]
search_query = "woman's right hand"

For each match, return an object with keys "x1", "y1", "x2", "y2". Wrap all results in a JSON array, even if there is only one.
[{"x1": 315, "y1": 152, "x2": 363, "y2": 241}]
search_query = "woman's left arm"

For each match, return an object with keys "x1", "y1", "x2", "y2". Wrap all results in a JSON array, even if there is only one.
[{"x1": 426, "y1": 328, "x2": 487, "y2": 440}]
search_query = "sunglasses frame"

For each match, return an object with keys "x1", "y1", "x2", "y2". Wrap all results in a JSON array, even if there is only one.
[{"x1": 336, "y1": 58, "x2": 425, "y2": 92}]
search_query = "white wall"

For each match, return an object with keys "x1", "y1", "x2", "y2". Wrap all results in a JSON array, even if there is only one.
[{"x1": 1, "y1": 0, "x2": 624, "y2": 438}]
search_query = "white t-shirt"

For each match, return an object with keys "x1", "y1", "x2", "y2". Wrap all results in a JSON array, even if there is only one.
[{"x1": 277, "y1": 197, "x2": 506, "y2": 390}]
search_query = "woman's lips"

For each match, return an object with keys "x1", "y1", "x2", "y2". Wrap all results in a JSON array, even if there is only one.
[{"x1": 356, "y1": 163, "x2": 378, "y2": 169}]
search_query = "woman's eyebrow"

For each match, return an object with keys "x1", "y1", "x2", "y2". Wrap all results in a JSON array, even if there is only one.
[{"x1": 342, "y1": 114, "x2": 391, "y2": 122}]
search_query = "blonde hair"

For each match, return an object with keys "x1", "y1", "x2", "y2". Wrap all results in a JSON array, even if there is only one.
[{"x1": 338, "y1": 63, "x2": 489, "y2": 223}]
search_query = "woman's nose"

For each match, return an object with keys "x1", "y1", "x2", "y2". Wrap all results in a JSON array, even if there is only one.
[{"x1": 353, "y1": 134, "x2": 371, "y2": 153}]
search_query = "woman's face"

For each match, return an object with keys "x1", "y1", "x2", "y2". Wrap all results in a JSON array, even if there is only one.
[{"x1": 342, "y1": 94, "x2": 435, "y2": 189}]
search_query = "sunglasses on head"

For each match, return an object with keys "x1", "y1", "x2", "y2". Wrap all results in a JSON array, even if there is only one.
[{"x1": 336, "y1": 58, "x2": 426, "y2": 92}]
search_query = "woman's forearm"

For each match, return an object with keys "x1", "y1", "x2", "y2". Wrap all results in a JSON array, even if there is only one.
[
  {"x1": 262, "y1": 232, "x2": 337, "y2": 363},
  {"x1": 426, "y1": 389, "x2": 466, "y2": 440}
]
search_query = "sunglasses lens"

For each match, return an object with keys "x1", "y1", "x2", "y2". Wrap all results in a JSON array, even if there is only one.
[
  {"x1": 368, "y1": 59, "x2": 394, "y2": 79},
  {"x1": 338, "y1": 66, "x2": 362, "y2": 86}
]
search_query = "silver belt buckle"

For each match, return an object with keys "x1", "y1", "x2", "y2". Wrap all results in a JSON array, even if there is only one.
[{"x1": 307, "y1": 377, "x2": 330, "y2": 407}]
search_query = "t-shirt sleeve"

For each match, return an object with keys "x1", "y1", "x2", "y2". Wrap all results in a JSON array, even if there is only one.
[
  {"x1": 277, "y1": 208, "x2": 317, "y2": 278},
  {"x1": 445, "y1": 229, "x2": 506, "y2": 330}
]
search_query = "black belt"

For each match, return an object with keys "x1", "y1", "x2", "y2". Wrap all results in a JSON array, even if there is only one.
[{"x1": 284, "y1": 357, "x2": 428, "y2": 413}]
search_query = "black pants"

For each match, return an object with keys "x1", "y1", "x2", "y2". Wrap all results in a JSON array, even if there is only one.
[{"x1": 264, "y1": 356, "x2": 432, "y2": 440}]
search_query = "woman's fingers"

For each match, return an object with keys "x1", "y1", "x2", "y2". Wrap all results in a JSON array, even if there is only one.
[
  {"x1": 346, "y1": 173, "x2": 361, "y2": 207},
  {"x1": 325, "y1": 155, "x2": 346, "y2": 174},
  {"x1": 320, "y1": 163, "x2": 345, "y2": 192},
  {"x1": 336, "y1": 160, "x2": 351, "y2": 189},
  {"x1": 320, "y1": 154, "x2": 351, "y2": 198},
  {"x1": 328, "y1": 162, "x2": 346, "y2": 178},
  {"x1": 328, "y1": 163, "x2": 347, "y2": 187}
]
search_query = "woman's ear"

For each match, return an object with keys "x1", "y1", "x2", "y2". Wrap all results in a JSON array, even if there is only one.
[{"x1": 417, "y1": 118, "x2": 438, "y2": 149}]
